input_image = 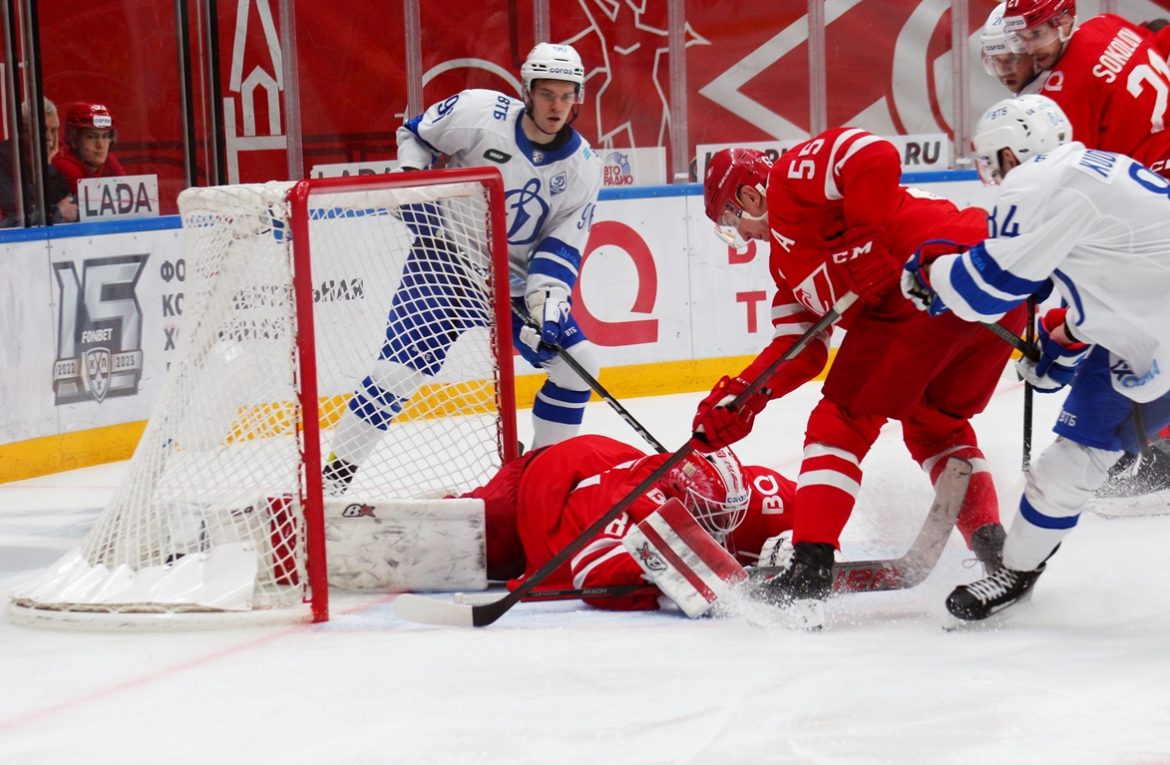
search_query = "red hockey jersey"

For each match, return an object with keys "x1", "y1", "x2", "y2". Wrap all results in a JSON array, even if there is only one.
[
  {"x1": 735, "y1": 128, "x2": 990, "y2": 405},
  {"x1": 505, "y1": 435, "x2": 795, "y2": 611},
  {"x1": 1038, "y1": 15, "x2": 1170, "y2": 177}
]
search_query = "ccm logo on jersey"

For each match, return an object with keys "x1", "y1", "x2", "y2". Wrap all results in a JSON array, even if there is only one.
[{"x1": 830, "y1": 240, "x2": 874, "y2": 263}]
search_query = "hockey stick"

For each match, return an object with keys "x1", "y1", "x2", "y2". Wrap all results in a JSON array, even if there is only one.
[
  {"x1": 451, "y1": 582, "x2": 659, "y2": 606},
  {"x1": 394, "y1": 291, "x2": 859, "y2": 626},
  {"x1": 510, "y1": 305, "x2": 667, "y2": 453},
  {"x1": 748, "y1": 457, "x2": 972, "y2": 593},
  {"x1": 1022, "y1": 297, "x2": 1037, "y2": 470}
]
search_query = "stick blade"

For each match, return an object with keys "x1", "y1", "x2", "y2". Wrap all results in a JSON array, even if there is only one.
[{"x1": 392, "y1": 593, "x2": 478, "y2": 626}]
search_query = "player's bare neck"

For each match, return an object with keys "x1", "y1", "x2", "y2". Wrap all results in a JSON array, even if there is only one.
[{"x1": 521, "y1": 113, "x2": 570, "y2": 148}]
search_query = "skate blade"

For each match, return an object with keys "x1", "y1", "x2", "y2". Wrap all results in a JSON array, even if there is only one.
[
  {"x1": 941, "y1": 590, "x2": 1034, "y2": 632},
  {"x1": 786, "y1": 598, "x2": 825, "y2": 631}
]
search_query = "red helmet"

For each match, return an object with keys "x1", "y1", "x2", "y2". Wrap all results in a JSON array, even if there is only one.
[
  {"x1": 1003, "y1": 0, "x2": 1075, "y2": 32},
  {"x1": 702, "y1": 148, "x2": 773, "y2": 224},
  {"x1": 65, "y1": 103, "x2": 115, "y2": 133},
  {"x1": 659, "y1": 448, "x2": 751, "y2": 539}
]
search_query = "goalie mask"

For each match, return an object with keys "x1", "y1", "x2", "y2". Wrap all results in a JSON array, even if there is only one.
[
  {"x1": 660, "y1": 449, "x2": 751, "y2": 540},
  {"x1": 972, "y1": 94, "x2": 1071, "y2": 184},
  {"x1": 703, "y1": 148, "x2": 773, "y2": 247}
]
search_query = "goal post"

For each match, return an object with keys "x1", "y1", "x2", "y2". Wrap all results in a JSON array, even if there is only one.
[{"x1": 8, "y1": 168, "x2": 518, "y2": 629}]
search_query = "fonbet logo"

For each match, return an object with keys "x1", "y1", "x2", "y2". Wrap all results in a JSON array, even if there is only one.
[{"x1": 52, "y1": 255, "x2": 147, "y2": 404}]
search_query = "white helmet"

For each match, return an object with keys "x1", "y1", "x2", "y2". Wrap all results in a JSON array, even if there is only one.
[
  {"x1": 521, "y1": 42, "x2": 586, "y2": 100},
  {"x1": 982, "y1": 2, "x2": 1027, "y2": 58},
  {"x1": 972, "y1": 94, "x2": 1072, "y2": 184}
]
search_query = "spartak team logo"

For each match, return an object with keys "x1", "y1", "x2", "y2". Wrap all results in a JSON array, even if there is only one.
[{"x1": 633, "y1": 541, "x2": 667, "y2": 572}]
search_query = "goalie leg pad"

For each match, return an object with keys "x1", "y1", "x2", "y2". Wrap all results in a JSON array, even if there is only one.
[
  {"x1": 621, "y1": 498, "x2": 747, "y2": 618},
  {"x1": 325, "y1": 497, "x2": 486, "y2": 592}
]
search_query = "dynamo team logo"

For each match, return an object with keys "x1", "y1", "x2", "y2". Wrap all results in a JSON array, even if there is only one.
[{"x1": 504, "y1": 177, "x2": 550, "y2": 246}]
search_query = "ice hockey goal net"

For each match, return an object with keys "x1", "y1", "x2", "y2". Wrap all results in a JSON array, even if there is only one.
[{"x1": 8, "y1": 168, "x2": 518, "y2": 628}]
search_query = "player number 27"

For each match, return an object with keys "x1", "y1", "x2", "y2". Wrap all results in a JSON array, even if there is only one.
[{"x1": 1128, "y1": 50, "x2": 1170, "y2": 133}]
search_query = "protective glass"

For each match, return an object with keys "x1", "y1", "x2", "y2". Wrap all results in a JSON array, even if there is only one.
[
  {"x1": 982, "y1": 52, "x2": 1029, "y2": 77},
  {"x1": 1010, "y1": 18, "x2": 1062, "y2": 54},
  {"x1": 974, "y1": 151, "x2": 1002, "y2": 186},
  {"x1": 532, "y1": 87, "x2": 581, "y2": 106},
  {"x1": 713, "y1": 204, "x2": 748, "y2": 248}
]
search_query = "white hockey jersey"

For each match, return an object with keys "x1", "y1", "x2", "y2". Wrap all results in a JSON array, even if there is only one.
[
  {"x1": 396, "y1": 89, "x2": 603, "y2": 297},
  {"x1": 931, "y1": 141, "x2": 1170, "y2": 403}
]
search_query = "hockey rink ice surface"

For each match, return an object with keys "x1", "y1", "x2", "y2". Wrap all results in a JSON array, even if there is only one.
[{"x1": 2, "y1": 374, "x2": 1169, "y2": 764}]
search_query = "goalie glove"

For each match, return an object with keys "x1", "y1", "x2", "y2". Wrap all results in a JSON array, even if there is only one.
[
  {"x1": 1016, "y1": 307, "x2": 1090, "y2": 393},
  {"x1": 691, "y1": 375, "x2": 769, "y2": 451},
  {"x1": 519, "y1": 286, "x2": 572, "y2": 364}
]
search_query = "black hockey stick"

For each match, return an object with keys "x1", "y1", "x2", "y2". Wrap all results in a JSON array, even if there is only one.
[
  {"x1": 747, "y1": 457, "x2": 972, "y2": 593},
  {"x1": 1022, "y1": 297, "x2": 1037, "y2": 470},
  {"x1": 394, "y1": 291, "x2": 859, "y2": 626},
  {"x1": 451, "y1": 582, "x2": 660, "y2": 606},
  {"x1": 510, "y1": 305, "x2": 667, "y2": 454},
  {"x1": 980, "y1": 319, "x2": 1039, "y2": 362}
]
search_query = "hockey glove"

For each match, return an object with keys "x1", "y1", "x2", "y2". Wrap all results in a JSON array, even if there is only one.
[
  {"x1": 901, "y1": 247, "x2": 949, "y2": 316},
  {"x1": 1016, "y1": 307, "x2": 1090, "y2": 393},
  {"x1": 519, "y1": 287, "x2": 573, "y2": 363},
  {"x1": 691, "y1": 375, "x2": 769, "y2": 451},
  {"x1": 827, "y1": 227, "x2": 900, "y2": 302}
]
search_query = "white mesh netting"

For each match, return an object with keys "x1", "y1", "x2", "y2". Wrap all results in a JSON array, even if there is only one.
[{"x1": 10, "y1": 173, "x2": 513, "y2": 626}]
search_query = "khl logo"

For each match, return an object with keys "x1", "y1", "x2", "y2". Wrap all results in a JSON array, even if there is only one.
[{"x1": 52, "y1": 255, "x2": 148, "y2": 404}]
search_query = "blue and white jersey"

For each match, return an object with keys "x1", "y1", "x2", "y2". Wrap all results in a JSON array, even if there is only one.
[
  {"x1": 930, "y1": 141, "x2": 1170, "y2": 402},
  {"x1": 396, "y1": 89, "x2": 603, "y2": 298}
]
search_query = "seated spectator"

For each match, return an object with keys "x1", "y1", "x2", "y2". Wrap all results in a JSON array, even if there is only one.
[
  {"x1": 0, "y1": 98, "x2": 77, "y2": 226},
  {"x1": 52, "y1": 102, "x2": 126, "y2": 195}
]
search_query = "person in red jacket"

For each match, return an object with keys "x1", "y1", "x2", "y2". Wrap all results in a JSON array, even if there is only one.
[
  {"x1": 51, "y1": 102, "x2": 127, "y2": 195},
  {"x1": 462, "y1": 434, "x2": 795, "y2": 613},
  {"x1": 1003, "y1": 0, "x2": 1170, "y2": 178},
  {"x1": 694, "y1": 134, "x2": 1027, "y2": 625}
]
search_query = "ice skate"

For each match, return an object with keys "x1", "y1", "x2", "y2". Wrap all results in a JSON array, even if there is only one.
[
  {"x1": 945, "y1": 563, "x2": 1046, "y2": 623},
  {"x1": 1096, "y1": 440, "x2": 1170, "y2": 499},
  {"x1": 322, "y1": 456, "x2": 358, "y2": 497},
  {"x1": 969, "y1": 522, "x2": 1006, "y2": 575},
  {"x1": 755, "y1": 542, "x2": 834, "y2": 630}
]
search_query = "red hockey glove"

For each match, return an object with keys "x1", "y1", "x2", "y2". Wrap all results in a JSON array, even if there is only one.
[
  {"x1": 691, "y1": 375, "x2": 769, "y2": 451},
  {"x1": 827, "y1": 227, "x2": 899, "y2": 302},
  {"x1": 1016, "y1": 307, "x2": 1090, "y2": 393}
]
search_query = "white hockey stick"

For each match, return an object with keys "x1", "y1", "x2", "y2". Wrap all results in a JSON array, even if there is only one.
[{"x1": 748, "y1": 457, "x2": 972, "y2": 593}]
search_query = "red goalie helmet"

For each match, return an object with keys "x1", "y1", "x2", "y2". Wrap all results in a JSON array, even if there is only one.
[
  {"x1": 660, "y1": 448, "x2": 751, "y2": 540},
  {"x1": 703, "y1": 148, "x2": 773, "y2": 225},
  {"x1": 1003, "y1": 0, "x2": 1075, "y2": 32}
]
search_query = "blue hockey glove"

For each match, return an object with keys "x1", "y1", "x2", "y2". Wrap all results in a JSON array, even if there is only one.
[
  {"x1": 1016, "y1": 307, "x2": 1090, "y2": 393},
  {"x1": 519, "y1": 287, "x2": 572, "y2": 363}
]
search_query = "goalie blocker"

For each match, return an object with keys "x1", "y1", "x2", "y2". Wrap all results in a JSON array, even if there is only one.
[{"x1": 622, "y1": 498, "x2": 748, "y2": 617}]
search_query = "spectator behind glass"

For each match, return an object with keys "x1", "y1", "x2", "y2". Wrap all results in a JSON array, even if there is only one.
[
  {"x1": 0, "y1": 98, "x2": 77, "y2": 226},
  {"x1": 52, "y1": 102, "x2": 126, "y2": 196}
]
